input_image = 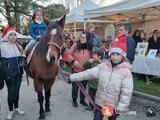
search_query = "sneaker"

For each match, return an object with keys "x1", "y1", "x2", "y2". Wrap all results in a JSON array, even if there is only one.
[
  {"x1": 72, "y1": 101, "x2": 78, "y2": 108},
  {"x1": 14, "y1": 108, "x2": 25, "y2": 115},
  {"x1": 7, "y1": 111, "x2": 14, "y2": 120},
  {"x1": 85, "y1": 106, "x2": 93, "y2": 111},
  {"x1": 80, "y1": 101, "x2": 88, "y2": 107}
]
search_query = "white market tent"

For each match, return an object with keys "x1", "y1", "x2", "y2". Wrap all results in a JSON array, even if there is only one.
[
  {"x1": 85, "y1": 0, "x2": 160, "y2": 23},
  {"x1": 66, "y1": 0, "x2": 114, "y2": 24},
  {"x1": 66, "y1": 0, "x2": 114, "y2": 39}
]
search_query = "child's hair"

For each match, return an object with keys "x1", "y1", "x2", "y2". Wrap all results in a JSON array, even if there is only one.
[{"x1": 93, "y1": 49, "x2": 103, "y2": 58}]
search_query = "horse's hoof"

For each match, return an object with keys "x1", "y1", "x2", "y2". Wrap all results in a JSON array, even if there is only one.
[
  {"x1": 45, "y1": 111, "x2": 51, "y2": 116},
  {"x1": 39, "y1": 113, "x2": 45, "y2": 120}
]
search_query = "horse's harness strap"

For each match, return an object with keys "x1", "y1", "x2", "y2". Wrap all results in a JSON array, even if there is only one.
[
  {"x1": 47, "y1": 43, "x2": 61, "y2": 52},
  {"x1": 15, "y1": 42, "x2": 22, "y2": 53}
]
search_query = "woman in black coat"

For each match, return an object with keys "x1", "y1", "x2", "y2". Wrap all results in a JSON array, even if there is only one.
[{"x1": 132, "y1": 30, "x2": 142, "y2": 47}]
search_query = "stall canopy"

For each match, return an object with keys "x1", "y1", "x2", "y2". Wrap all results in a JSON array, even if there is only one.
[
  {"x1": 66, "y1": 0, "x2": 113, "y2": 24},
  {"x1": 85, "y1": 0, "x2": 160, "y2": 23}
]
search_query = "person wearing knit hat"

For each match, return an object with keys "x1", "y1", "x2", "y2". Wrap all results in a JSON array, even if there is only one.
[
  {"x1": 32, "y1": 8, "x2": 44, "y2": 21},
  {"x1": 22, "y1": 8, "x2": 47, "y2": 58},
  {"x1": 108, "y1": 32, "x2": 127, "y2": 65},
  {"x1": 69, "y1": 31, "x2": 133, "y2": 120},
  {"x1": 0, "y1": 26, "x2": 25, "y2": 120},
  {"x1": 2, "y1": 26, "x2": 17, "y2": 41}
]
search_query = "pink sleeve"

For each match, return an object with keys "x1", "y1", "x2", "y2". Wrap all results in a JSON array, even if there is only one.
[{"x1": 67, "y1": 43, "x2": 76, "y2": 62}]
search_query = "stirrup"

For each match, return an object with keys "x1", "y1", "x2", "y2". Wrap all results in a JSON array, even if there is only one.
[
  {"x1": 21, "y1": 54, "x2": 26, "y2": 58},
  {"x1": 21, "y1": 57, "x2": 27, "y2": 66}
]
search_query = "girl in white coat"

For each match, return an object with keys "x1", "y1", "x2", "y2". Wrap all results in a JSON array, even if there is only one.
[{"x1": 69, "y1": 32, "x2": 133, "y2": 120}]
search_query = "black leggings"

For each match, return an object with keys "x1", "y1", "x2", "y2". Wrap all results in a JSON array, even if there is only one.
[
  {"x1": 72, "y1": 80, "x2": 87, "y2": 102},
  {"x1": 5, "y1": 76, "x2": 22, "y2": 111}
]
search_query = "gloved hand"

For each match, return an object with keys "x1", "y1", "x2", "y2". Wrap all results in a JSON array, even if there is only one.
[{"x1": 36, "y1": 35, "x2": 41, "y2": 41}]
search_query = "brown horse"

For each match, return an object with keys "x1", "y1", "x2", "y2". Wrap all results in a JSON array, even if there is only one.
[{"x1": 25, "y1": 15, "x2": 66, "y2": 120}]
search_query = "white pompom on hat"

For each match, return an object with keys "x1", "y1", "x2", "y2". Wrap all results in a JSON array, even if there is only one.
[
  {"x1": 2, "y1": 26, "x2": 17, "y2": 41},
  {"x1": 108, "y1": 32, "x2": 127, "y2": 58}
]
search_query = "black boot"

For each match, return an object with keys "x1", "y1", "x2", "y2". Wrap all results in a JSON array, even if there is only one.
[
  {"x1": 80, "y1": 100, "x2": 88, "y2": 107},
  {"x1": 85, "y1": 105, "x2": 93, "y2": 111},
  {"x1": 72, "y1": 99, "x2": 78, "y2": 107}
]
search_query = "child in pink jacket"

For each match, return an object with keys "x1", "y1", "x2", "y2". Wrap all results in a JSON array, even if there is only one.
[{"x1": 69, "y1": 32, "x2": 133, "y2": 120}]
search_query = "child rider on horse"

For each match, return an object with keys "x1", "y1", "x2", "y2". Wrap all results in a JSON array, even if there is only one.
[{"x1": 22, "y1": 9, "x2": 47, "y2": 58}]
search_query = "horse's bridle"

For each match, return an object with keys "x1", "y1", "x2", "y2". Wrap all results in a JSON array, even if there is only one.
[
  {"x1": 47, "y1": 28, "x2": 65, "y2": 59},
  {"x1": 47, "y1": 42, "x2": 62, "y2": 59}
]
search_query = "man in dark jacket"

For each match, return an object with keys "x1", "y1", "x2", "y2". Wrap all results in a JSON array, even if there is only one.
[{"x1": 118, "y1": 24, "x2": 136, "y2": 64}]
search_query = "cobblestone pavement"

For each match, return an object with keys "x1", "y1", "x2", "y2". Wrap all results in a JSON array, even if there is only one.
[{"x1": 0, "y1": 75, "x2": 160, "y2": 120}]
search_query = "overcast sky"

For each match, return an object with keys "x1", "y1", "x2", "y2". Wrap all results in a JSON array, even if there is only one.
[
  {"x1": 0, "y1": 0, "x2": 123, "y2": 26},
  {"x1": 37, "y1": 0, "x2": 124, "y2": 7}
]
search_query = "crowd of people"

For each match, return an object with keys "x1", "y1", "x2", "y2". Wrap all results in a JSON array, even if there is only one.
[{"x1": 0, "y1": 7, "x2": 160, "y2": 120}]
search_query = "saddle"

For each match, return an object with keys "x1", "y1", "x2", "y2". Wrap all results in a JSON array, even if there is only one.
[{"x1": 26, "y1": 42, "x2": 38, "y2": 64}]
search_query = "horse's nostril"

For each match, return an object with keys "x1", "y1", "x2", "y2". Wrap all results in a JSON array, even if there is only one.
[{"x1": 50, "y1": 57, "x2": 55, "y2": 64}]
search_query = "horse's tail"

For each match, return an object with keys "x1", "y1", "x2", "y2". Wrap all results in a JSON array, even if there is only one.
[{"x1": 24, "y1": 66, "x2": 30, "y2": 85}]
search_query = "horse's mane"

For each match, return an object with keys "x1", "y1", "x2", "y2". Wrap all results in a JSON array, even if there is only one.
[
  {"x1": 34, "y1": 37, "x2": 48, "y2": 59},
  {"x1": 34, "y1": 21, "x2": 60, "y2": 59}
]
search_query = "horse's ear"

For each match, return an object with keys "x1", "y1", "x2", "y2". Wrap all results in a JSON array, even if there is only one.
[
  {"x1": 58, "y1": 14, "x2": 66, "y2": 28},
  {"x1": 44, "y1": 17, "x2": 50, "y2": 26}
]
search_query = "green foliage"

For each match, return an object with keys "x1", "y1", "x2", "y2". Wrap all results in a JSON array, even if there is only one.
[
  {"x1": 63, "y1": 65, "x2": 72, "y2": 73},
  {"x1": 0, "y1": 0, "x2": 65, "y2": 32},
  {"x1": 42, "y1": 4, "x2": 66, "y2": 20},
  {"x1": 134, "y1": 78, "x2": 160, "y2": 97},
  {"x1": 0, "y1": 0, "x2": 33, "y2": 31}
]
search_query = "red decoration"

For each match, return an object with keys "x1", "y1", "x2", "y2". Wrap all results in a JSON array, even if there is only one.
[{"x1": 102, "y1": 105, "x2": 114, "y2": 117}]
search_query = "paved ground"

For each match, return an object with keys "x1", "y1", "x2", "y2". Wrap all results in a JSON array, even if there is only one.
[{"x1": 0, "y1": 74, "x2": 160, "y2": 120}]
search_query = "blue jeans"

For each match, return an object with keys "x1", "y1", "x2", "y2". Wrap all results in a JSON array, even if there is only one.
[
  {"x1": 93, "y1": 107, "x2": 117, "y2": 120},
  {"x1": 25, "y1": 38, "x2": 36, "y2": 51}
]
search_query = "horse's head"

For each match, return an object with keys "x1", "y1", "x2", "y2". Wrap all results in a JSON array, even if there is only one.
[{"x1": 46, "y1": 15, "x2": 66, "y2": 64}]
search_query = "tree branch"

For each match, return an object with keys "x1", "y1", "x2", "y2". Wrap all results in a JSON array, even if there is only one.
[{"x1": 14, "y1": 9, "x2": 31, "y2": 17}]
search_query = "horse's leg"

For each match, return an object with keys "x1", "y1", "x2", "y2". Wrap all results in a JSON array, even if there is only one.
[
  {"x1": 34, "y1": 80, "x2": 45, "y2": 120},
  {"x1": 44, "y1": 80, "x2": 54, "y2": 115},
  {"x1": 38, "y1": 92, "x2": 45, "y2": 119},
  {"x1": 45, "y1": 89, "x2": 51, "y2": 115}
]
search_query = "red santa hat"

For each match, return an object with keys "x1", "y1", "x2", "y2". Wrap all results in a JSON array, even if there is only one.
[
  {"x1": 109, "y1": 32, "x2": 127, "y2": 58},
  {"x1": 2, "y1": 26, "x2": 17, "y2": 41}
]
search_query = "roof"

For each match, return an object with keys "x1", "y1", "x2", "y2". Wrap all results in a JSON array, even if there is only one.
[
  {"x1": 85, "y1": 0, "x2": 160, "y2": 23},
  {"x1": 66, "y1": 0, "x2": 113, "y2": 24}
]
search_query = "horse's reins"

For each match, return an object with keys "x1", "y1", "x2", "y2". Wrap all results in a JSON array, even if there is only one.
[
  {"x1": 59, "y1": 68, "x2": 101, "y2": 111},
  {"x1": 15, "y1": 42, "x2": 30, "y2": 85}
]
